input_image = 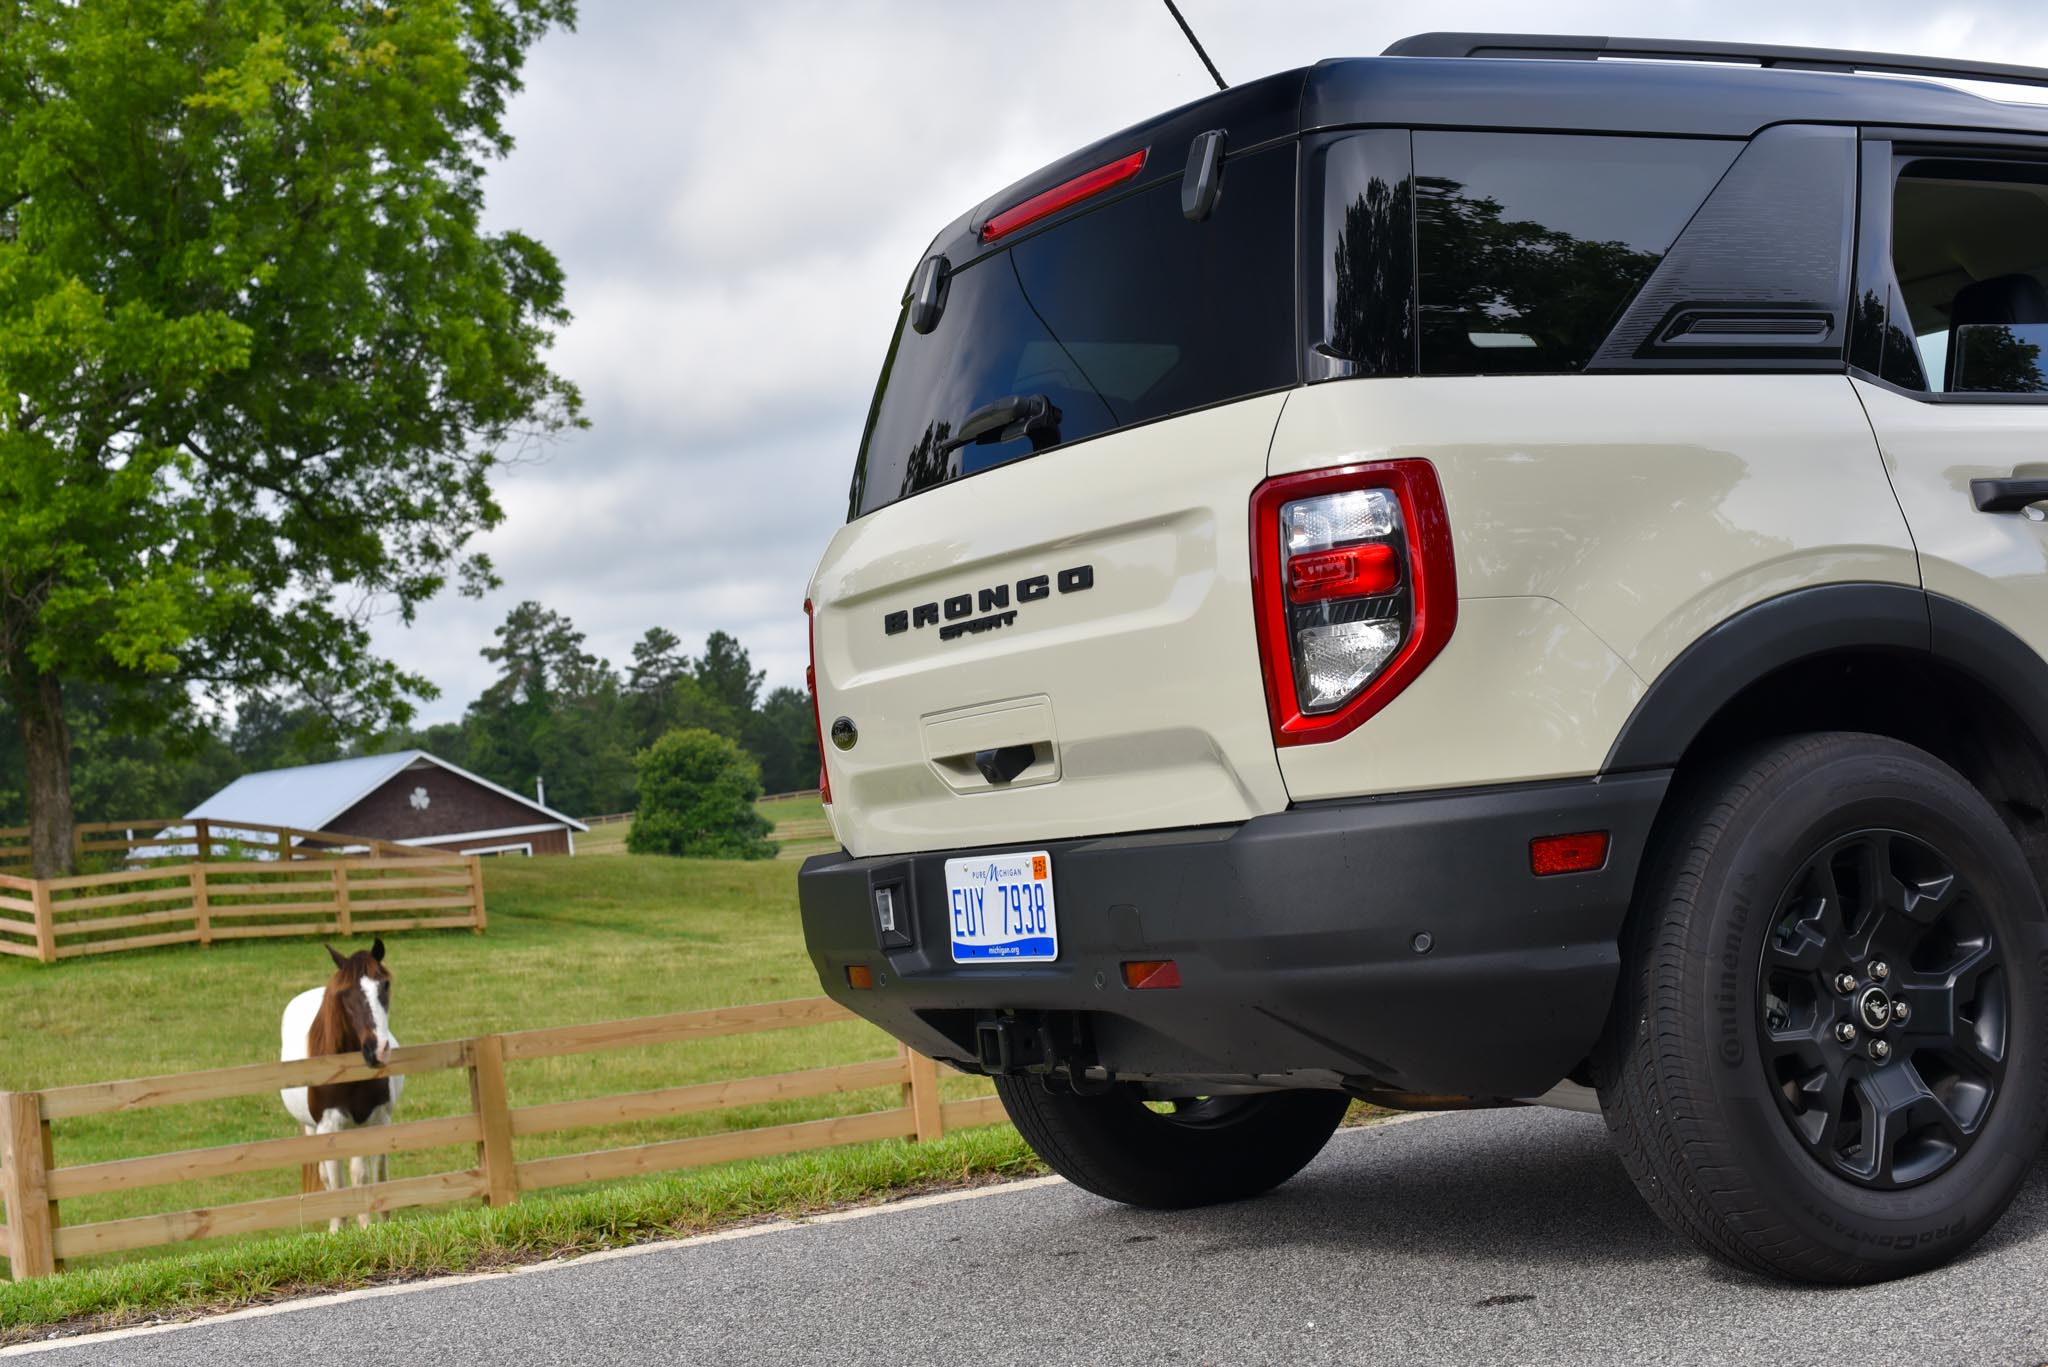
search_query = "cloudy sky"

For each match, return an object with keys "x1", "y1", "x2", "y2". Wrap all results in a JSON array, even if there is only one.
[{"x1": 379, "y1": 0, "x2": 2048, "y2": 722}]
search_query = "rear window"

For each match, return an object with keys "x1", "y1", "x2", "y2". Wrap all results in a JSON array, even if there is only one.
[{"x1": 847, "y1": 144, "x2": 1297, "y2": 519}]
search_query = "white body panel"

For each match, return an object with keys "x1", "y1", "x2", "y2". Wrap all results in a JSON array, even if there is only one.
[
  {"x1": 1267, "y1": 376, "x2": 1918, "y2": 800},
  {"x1": 810, "y1": 395, "x2": 1291, "y2": 858},
  {"x1": 810, "y1": 374, "x2": 1918, "y2": 851},
  {"x1": 1852, "y1": 378, "x2": 2048, "y2": 663}
]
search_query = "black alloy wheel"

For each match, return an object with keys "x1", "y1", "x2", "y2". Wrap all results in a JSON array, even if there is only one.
[
  {"x1": 1597, "y1": 733, "x2": 2048, "y2": 1283},
  {"x1": 1760, "y1": 828, "x2": 2007, "y2": 1189}
]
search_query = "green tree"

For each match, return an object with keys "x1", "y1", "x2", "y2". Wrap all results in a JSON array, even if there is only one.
[
  {"x1": 0, "y1": 0, "x2": 581, "y2": 875},
  {"x1": 627, "y1": 728, "x2": 775, "y2": 860},
  {"x1": 464, "y1": 601, "x2": 631, "y2": 814},
  {"x1": 694, "y1": 630, "x2": 764, "y2": 717},
  {"x1": 747, "y1": 684, "x2": 819, "y2": 794}
]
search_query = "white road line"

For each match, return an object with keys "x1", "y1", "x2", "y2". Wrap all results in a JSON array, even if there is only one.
[
  {"x1": 0, "y1": 1175, "x2": 1068, "y2": 1358},
  {"x1": 1, "y1": 1112, "x2": 1446, "y2": 1358}
]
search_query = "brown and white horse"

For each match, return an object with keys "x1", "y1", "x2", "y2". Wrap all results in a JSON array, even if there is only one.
[{"x1": 280, "y1": 940, "x2": 402, "y2": 1229}]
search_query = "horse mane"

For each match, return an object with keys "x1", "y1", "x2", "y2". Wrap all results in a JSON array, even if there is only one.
[{"x1": 308, "y1": 949, "x2": 382, "y2": 1056}]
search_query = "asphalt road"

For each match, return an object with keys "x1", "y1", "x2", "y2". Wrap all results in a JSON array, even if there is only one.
[{"x1": 16, "y1": 1107, "x2": 2048, "y2": 1367}]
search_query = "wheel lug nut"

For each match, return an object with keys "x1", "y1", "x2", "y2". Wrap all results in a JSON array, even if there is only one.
[
  {"x1": 1834, "y1": 972, "x2": 1859, "y2": 994},
  {"x1": 1892, "y1": 1001, "x2": 1911, "y2": 1024},
  {"x1": 1871, "y1": 1039, "x2": 1891, "y2": 1061},
  {"x1": 1870, "y1": 961, "x2": 1890, "y2": 981},
  {"x1": 1835, "y1": 1021, "x2": 1858, "y2": 1044}
]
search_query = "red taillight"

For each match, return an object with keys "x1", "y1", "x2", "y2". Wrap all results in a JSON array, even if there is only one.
[
  {"x1": 804, "y1": 597, "x2": 831, "y2": 805},
  {"x1": 1250, "y1": 461, "x2": 1458, "y2": 746},
  {"x1": 1531, "y1": 832, "x2": 1609, "y2": 876},
  {"x1": 1287, "y1": 542, "x2": 1398, "y2": 604},
  {"x1": 980, "y1": 149, "x2": 1148, "y2": 243}
]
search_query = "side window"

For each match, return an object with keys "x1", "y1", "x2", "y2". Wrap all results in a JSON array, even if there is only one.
[
  {"x1": 1413, "y1": 132, "x2": 1736, "y2": 375},
  {"x1": 1892, "y1": 160, "x2": 2048, "y2": 394}
]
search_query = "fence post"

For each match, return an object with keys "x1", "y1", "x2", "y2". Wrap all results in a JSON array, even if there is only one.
[
  {"x1": 901, "y1": 1044, "x2": 943, "y2": 1143},
  {"x1": 29, "y1": 881, "x2": 55, "y2": 965},
  {"x1": 2, "y1": 1092, "x2": 57, "y2": 1280},
  {"x1": 467, "y1": 856, "x2": 486, "y2": 934},
  {"x1": 191, "y1": 864, "x2": 212, "y2": 948},
  {"x1": 334, "y1": 864, "x2": 352, "y2": 939},
  {"x1": 468, "y1": 1035, "x2": 518, "y2": 1207},
  {"x1": 195, "y1": 818, "x2": 214, "y2": 864}
]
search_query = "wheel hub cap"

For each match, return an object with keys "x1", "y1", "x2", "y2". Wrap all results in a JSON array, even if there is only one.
[{"x1": 1758, "y1": 828, "x2": 2007, "y2": 1190}]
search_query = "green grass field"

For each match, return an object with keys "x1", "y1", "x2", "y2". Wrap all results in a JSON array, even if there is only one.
[
  {"x1": 0, "y1": 836, "x2": 993, "y2": 1279},
  {"x1": 576, "y1": 792, "x2": 833, "y2": 861}
]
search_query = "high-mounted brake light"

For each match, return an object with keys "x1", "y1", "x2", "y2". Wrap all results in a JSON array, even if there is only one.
[
  {"x1": 981, "y1": 150, "x2": 1148, "y2": 243},
  {"x1": 804, "y1": 598, "x2": 831, "y2": 804},
  {"x1": 1250, "y1": 462, "x2": 1457, "y2": 746}
]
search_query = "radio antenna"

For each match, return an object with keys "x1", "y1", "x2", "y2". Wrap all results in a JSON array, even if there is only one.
[{"x1": 1162, "y1": 0, "x2": 1228, "y2": 90}]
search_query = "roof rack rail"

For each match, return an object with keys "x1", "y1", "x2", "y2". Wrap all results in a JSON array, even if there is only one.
[{"x1": 1382, "y1": 32, "x2": 2048, "y2": 92}]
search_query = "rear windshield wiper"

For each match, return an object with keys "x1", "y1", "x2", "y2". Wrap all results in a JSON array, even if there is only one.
[{"x1": 938, "y1": 393, "x2": 1063, "y2": 454}]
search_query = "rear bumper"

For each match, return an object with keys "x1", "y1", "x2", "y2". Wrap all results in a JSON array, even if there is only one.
[{"x1": 799, "y1": 771, "x2": 1670, "y2": 1097}]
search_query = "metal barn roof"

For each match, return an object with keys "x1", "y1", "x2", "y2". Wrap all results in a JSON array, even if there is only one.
[{"x1": 185, "y1": 750, "x2": 590, "y2": 834}]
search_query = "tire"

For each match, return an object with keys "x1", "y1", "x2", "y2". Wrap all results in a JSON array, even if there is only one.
[
  {"x1": 1596, "y1": 732, "x2": 2048, "y2": 1283},
  {"x1": 992, "y1": 1076, "x2": 1350, "y2": 1209}
]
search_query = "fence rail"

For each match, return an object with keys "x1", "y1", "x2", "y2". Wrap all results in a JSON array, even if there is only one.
[
  {"x1": 0, "y1": 818, "x2": 428, "y2": 872},
  {"x1": 0, "y1": 996, "x2": 1001, "y2": 1279},
  {"x1": 0, "y1": 819, "x2": 485, "y2": 965}
]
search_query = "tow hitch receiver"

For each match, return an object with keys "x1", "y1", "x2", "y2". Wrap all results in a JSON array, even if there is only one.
[{"x1": 973, "y1": 1011, "x2": 1095, "y2": 1077}]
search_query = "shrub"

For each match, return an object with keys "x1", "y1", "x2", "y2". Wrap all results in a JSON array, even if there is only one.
[{"x1": 627, "y1": 728, "x2": 776, "y2": 859}]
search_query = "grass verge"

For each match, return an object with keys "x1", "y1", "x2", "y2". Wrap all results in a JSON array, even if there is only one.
[{"x1": 0, "y1": 1126, "x2": 1042, "y2": 1343}]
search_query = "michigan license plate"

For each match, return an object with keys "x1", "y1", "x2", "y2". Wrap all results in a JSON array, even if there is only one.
[{"x1": 945, "y1": 850, "x2": 1058, "y2": 963}]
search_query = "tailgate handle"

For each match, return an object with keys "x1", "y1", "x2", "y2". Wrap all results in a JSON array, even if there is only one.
[
  {"x1": 974, "y1": 745, "x2": 1036, "y2": 786},
  {"x1": 1971, "y1": 477, "x2": 2048, "y2": 512}
]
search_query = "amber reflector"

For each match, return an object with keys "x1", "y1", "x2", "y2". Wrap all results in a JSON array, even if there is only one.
[
  {"x1": 1121, "y1": 959, "x2": 1182, "y2": 990},
  {"x1": 846, "y1": 965, "x2": 875, "y2": 990}
]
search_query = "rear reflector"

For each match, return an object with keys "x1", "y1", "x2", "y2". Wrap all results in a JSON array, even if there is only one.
[
  {"x1": 846, "y1": 964, "x2": 874, "y2": 990},
  {"x1": 1530, "y1": 832, "x2": 1609, "y2": 877},
  {"x1": 981, "y1": 150, "x2": 1148, "y2": 242},
  {"x1": 1121, "y1": 959, "x2": 1181, "y2": 990}
]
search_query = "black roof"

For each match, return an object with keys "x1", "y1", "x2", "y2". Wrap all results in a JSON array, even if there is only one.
[
  {"x1": 1303, "y1": 52, "x2": 2048, "y2": 140},
  {"x1": 911, "y1": 39, "x2": 2048, "y2": 291}
]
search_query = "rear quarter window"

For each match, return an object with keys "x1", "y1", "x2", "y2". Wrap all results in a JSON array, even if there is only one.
[
  {"x1": 848, "y1": 143, "x2": 1297, "y2": 520},
  {"x1": 1413, "y1": 132, "x2": 1738, "y2": 374}
]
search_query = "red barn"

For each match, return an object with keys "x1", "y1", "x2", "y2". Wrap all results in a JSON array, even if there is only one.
[{"x1": 185, "y1": 750, "x2": 589, "y2": 856}]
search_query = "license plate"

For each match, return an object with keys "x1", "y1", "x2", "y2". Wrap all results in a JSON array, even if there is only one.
[{"x1": 945, "y1": 850, "x2": 1058, "y2": 963}]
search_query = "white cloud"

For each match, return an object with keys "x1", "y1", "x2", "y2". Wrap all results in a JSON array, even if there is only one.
[{"x1": 372, "y1": 0, "x2": 2048, "y2": 721}]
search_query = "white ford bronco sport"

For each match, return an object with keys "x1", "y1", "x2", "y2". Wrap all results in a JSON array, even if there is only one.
[{"x1": 798, "y1": 33, "x2": 2048, "y2": 1284}]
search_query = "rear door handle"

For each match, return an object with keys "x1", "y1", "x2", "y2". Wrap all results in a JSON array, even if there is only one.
[{"x1": 1970, "y1": 477, "x2": 2048, "y2": 512}]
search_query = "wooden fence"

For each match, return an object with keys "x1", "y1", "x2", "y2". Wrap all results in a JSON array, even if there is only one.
[
  {"x1": 0, "y1": 819, "x2": 484, "y2": 964},
  {"x1": 0, "y1": 996, "x2": 1001, "y2": 1280},
  {"x1": 0, "y1": 817, "x2": 426, "y2": 872}
]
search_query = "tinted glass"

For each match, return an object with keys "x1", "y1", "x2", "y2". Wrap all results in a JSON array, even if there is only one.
[
  {"x1": 1951, "y1": 323, "x2": 2048, "y2": 392},
  {"x1": 848, "y1": 144, "x2": 1296, "y2": 519},
  {"x1": 1414, "y1": 132, "x2": 1737, "y2": 374},
  {"x1": 1313, "y1": 130, "x2": 1415, "y2": 379},
  {"x1": 1890, "y1": 161, "x2": 2048, "y2": 393}
]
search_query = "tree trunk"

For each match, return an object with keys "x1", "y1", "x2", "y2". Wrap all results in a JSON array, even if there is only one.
[{"x1": 8, "y1": 661, "x2": 74, "y2": 879}]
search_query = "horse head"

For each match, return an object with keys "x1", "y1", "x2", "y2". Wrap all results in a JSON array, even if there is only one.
[{"x1": 324, "y1": 938, "x2": 395, "y2": 1067}]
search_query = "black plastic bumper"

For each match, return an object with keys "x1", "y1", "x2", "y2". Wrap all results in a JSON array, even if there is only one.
[{"x1": 799, "y1": 772, "x2": 1670, "y2": 1097}]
